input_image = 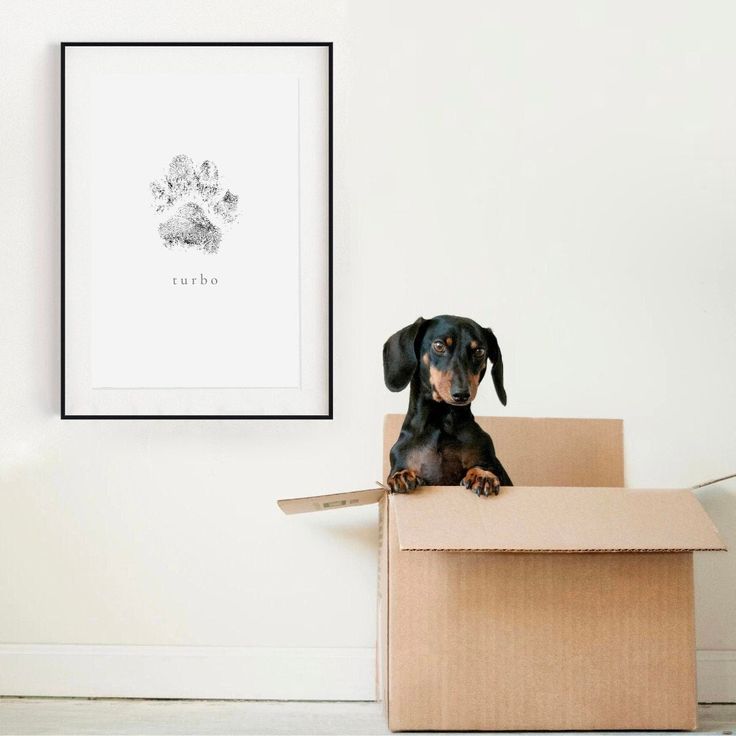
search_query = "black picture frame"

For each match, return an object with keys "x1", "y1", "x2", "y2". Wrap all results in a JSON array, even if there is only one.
[{"x1": 61, "y1": 42, "x2": 333, "y2": 420}]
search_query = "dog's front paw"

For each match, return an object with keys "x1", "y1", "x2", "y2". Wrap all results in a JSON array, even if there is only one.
[
  {"x1": 387, "y1": 469, "x2": 424, "y2": 493},
  {"x1": 461, "y1": 467, "x2": 501, "y2": 497}
]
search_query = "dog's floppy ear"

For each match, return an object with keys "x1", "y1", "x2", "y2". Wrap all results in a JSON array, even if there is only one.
[
  {"x1": 484, "y1": 327, "x2": 507, "y2": 406},
  {"x1": 383, "y1": 317, "x2": 426, "y2": 392}
]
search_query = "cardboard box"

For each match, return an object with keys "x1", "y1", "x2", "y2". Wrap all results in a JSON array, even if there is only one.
[{"x1": 279, "y1": 415, "x2": 726, "y2": 731}]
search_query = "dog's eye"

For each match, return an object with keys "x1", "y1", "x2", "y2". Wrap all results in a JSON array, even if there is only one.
[
  {"x1": 474, "y1": 348, "x2": 486, "y2": 359},
  {"x1": 432, "y1": 340, "x2": 446, "y2": 354}
]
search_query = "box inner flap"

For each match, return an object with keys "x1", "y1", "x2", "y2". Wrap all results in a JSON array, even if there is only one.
[
  {"x1": 393, "y1": 485, "x2": 726, "y2": 551},
  {"x1": 278, "y1": 488, "x2": 384, "y2": 515},
  {"x1": 383, "y1": 415, "x2": 625, "y2": 487}
]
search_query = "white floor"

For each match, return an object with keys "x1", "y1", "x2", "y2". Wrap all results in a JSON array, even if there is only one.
[{"x1": 0, "y1": 700, "x2": 734, "y2": 736}]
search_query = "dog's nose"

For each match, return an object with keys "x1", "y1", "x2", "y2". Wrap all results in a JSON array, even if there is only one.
[{"x1": 452, "y1": 390, "x2": 471, "y2": 403}]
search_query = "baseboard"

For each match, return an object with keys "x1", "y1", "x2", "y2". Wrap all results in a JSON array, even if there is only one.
[
  {"x1": 0, "y1": 645, "x2": 376, "y2": 700},
  {"x1": 0, "y1": 646, "x2": 733, "y2": 702},
  {"x1": 698, "y1": 650, "x2": 736, "y2": 703}
]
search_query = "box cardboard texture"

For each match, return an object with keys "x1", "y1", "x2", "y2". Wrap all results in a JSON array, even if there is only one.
[{"x1": 278, "y1": 416, "x2": 725, "y2": 732}]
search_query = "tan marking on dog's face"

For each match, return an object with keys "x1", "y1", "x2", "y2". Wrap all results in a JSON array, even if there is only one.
[
  {"x1": 429, "y1": 365, "x2": 453, "y2": 403},
  {"x1": 470, "y1": 339, "x2": 478, "y2": 349},
  {"x1": 445, "y1": 336, "x2": 453, "y2": 347},
  {"x1": 422, "y1": 352, "x2": 429, "y2": 366},
  {"x1": 468, "y1": 371, "x2": 480, "y2": 400}
]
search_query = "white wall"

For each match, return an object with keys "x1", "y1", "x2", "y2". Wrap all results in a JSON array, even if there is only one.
[{"x1": 1, "y1": 0, "x2": 735, "y2": 701}]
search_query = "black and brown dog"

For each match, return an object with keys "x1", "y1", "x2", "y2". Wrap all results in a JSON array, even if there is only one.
[{"x1": 383, "y1": 315, "x2": 512, "y2": 496}]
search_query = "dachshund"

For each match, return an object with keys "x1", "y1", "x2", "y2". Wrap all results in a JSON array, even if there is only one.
[{"x1": 383, "y1": 315, "x2": 512, "y2": 496}]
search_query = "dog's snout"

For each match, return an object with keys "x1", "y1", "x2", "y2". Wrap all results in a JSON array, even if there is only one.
[{"x1": 451, "y1": 374, "x2": 471, "y2": 403}]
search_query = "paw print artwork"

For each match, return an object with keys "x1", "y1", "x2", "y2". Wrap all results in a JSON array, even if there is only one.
[{"x1": 150, "y1": 155, "x2": 239, "y2": 254}]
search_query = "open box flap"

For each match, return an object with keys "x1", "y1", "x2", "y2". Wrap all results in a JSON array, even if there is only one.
[
  {"x1": 278, "y1": 487, "x2": 384, "y2": 515},
  {"x1": 393, "y1": 485, "x2": 726, "y2": 552}
]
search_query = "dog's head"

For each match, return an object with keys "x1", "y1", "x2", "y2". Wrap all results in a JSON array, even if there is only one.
[{"x1": 383, "y1": 315, "x2": 506, "y2": 406}]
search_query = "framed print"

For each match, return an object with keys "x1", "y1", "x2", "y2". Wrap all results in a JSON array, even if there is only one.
[{"x1": 61, "y1": 42, "x2": 332, "y2": 419}]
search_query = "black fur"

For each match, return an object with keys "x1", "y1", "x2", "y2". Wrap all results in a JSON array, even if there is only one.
[{"x1": 383, "y1": 314, "x2": 512, "y2": 496}]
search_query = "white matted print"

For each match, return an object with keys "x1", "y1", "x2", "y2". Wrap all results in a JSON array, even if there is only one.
[{"x1": 62, "y1": 43, "x2": 332, "y2": 418}]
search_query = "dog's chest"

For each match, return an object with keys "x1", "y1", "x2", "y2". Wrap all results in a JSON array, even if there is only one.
[{"x1": 407, "y1": 432, "x2": 483, "y2": 485}]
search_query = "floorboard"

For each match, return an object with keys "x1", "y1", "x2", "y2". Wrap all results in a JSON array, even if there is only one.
[{"x1": 0, "y1": 699, "x2": 734, "y2": 735}]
